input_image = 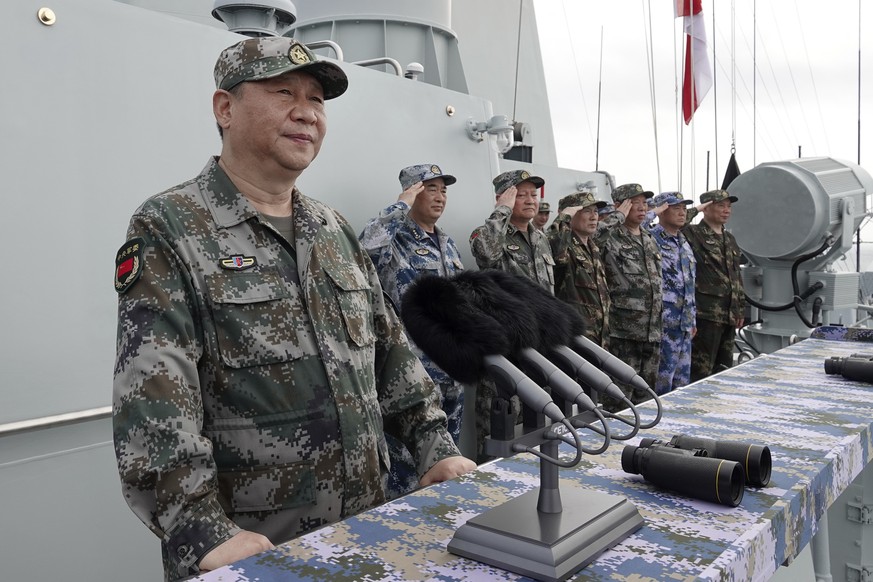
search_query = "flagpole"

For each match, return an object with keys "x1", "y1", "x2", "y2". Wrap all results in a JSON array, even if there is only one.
[
  {"x1": 595, "y1": 26, "x2": 603, "y2": 171},
  {"x1": 712, "y1": 0, "x2": 718, "y2": 184}
]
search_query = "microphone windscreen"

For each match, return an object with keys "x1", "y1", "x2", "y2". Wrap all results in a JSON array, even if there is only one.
[
  {"x1": 401, "y1": 275, "x2": 509, "y2": 383},
  {"x1": 452, "y1": 270, "x2": 542, "y2": 352},
  {"x1": 476, "y1": 269, "x2": 585, "y2": 347}
]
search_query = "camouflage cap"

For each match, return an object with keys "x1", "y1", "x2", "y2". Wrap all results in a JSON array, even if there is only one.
[
  {"x1": 652, "y1": 191, "x2": 692, "y2": 207},
  {"x1": 492, "y1": 170, "x2": 545, "y2": 195},
  {"x1": 558, "y1": 191, "x2": 607, "y2": 212},
  {"x1": 612, "y1": 183, "x2": 654, "y2": 203},
  {"x1": 214, "y1": 37, "x2": 348, "y2": 99},
  {"x1": 538, "y1": 202, "x2": 552, "y2": 213},
  {"x1": 398, "y1": 164, "x2": 457, "y2": 191},
  {"x1": 700, "y1": 189, "x2": 739, "y2": 204},
  {"x1": 598, "y1": 203, "x2": 615, "y2": 216}
]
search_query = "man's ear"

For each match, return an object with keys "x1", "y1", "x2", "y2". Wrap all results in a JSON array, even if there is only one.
[{"x1": 213, "y1": 90, "x2": 233, "y2": 132}]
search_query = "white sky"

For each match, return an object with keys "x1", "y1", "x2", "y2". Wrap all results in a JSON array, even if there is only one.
[{"x1": 535, "y1": 0, "x2": 873, "y2": 199}]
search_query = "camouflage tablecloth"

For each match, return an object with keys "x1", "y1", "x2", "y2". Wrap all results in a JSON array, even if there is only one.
[{"x1": 196, "y1": 337, "x2": 873, "y2": 581}]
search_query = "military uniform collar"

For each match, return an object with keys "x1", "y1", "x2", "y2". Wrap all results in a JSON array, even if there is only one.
[{"x1": 199, "y1": 157, "x2": 329, "y2": 231}]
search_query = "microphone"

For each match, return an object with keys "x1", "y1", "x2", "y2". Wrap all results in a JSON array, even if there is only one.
[
  {"x1": 470, "y1": 269, "x2": 650, "y2": 395},
  {"x1": 573, "y1": 335, "x2": 650, "y2": 394},
  {"x1": 401, "y1": 274, "x2": 565, "y2": 423},
  {"x1": 449, "y1": 271, "x2": 597, "y2": 416}
]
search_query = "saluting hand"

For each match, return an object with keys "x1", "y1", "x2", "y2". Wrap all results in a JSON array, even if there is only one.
[
  {"x1": 496, "y1": 185, "x2": 517, "y2": 209},
  {"x1": 695, "y1": 200, "x2": 713, "y2": 212},
  {"x1": 398, "y1": 181, "x2": 425, "y2": 206},
  {"x1": 560, "y1": 205, "x2": 585, "y2": 217},
  {"x1": 615, "y1": 199, "x2": 633, "y2": 217}
]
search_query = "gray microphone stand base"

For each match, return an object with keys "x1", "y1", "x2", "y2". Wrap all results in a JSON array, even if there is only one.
[{"x1": 448, "y1": 439, "x2": 643, "y2": 582}]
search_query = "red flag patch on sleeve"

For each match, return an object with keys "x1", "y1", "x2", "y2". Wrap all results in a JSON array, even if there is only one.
[{"x1": 115, "y1": 237, "x2": 145, "y2": 294}]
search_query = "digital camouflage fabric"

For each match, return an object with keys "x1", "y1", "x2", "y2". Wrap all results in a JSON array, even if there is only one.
[
  {"x1": 648, "y1": 223, "x2": 696, "y2": 394},
  {"x1": 547, "y1": 214, "x2": 611, "y2": 348},
  {"x1": 358, "y1": 199, "x2": 466, "y2": 498},
  {"x1": 113, "y1": 158, "x2": 458, "y2": 580},
  {"x1": 469, "y1": 205, "x2": 555, "y2": 294},
  {"x1": 213, "y1": 36, "x2": 348, "y2": 98}
]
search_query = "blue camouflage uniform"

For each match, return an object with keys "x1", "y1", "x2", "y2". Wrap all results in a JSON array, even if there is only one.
[
  {"x1": 645, "y1": 192, "x2": 697, "y2": 395},
  {"x1": 359, "y1": 163, "x2": 465, "y2": 498}
]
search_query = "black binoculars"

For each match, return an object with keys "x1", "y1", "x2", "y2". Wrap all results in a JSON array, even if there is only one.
[
  {"x1": 621, "y1": 435, "x2": 772, "y2": 507},
  {"x1": 824, "y1": 354, "x2": 873, "y2": 384}
]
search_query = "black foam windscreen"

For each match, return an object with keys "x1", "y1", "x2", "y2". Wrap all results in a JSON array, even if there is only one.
[
  {"x1": 473, "y1": 269, "x2": 586, "y2": 347},
  {"x1": 400, "y1": 275, "x2": 509, "y2": 383}
]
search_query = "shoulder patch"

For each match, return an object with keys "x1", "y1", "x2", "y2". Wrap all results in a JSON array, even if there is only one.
[{"x1": 115, "y1": 237, "x2": 145, "y2": 294}]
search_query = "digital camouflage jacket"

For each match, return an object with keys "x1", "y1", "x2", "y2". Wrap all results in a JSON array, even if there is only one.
[
  {"x1": 358, "y1": 201, "x2": 464, "y2": 385},
  {"x1": 113, "y1": 158, "x2": 457, "y2": 580},
  {"x1": 682, "y1": 212, "x2": 745, "y2": 325},
  {"x1": 548, "y1": 215, "x2": 610, "y2": 346},
  {"x1": 469, "y1": 204, "x2": 555, "y2": 294},
  {"x1": 596, "y1": 222, "x2": 663, "y2": 343}
]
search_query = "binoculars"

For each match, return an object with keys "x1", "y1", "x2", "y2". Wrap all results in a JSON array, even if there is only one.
[
  {"x1": 824, "y1": 354, "x2": 873, "y2": 384},
  {"x1": 621, "y1": 435, "x2": 772, "y2": 507}
]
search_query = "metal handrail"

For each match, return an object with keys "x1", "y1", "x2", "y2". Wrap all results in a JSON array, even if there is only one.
[
  {"x1": 351, "y1": 57, "x2": 403, "y2": 77},
  {"x1": 305, "y1": 40, "x2": 344, "y2": 62},
  {"x1": 0, "y1": 406, "x2": 111, "y2": 437}
]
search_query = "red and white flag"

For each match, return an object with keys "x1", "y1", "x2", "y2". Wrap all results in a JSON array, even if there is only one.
[{"x1": 675, "y1": 0, "x2": 712, "y2": 124}]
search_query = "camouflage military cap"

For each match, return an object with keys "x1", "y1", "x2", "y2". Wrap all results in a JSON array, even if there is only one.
[
  {"x1": 652, "y1": 191, "x2": 692, "y2": 207},
  {"x1": 598, "y1": 203, "x2": 615, "y2": 216},
  {"x1": 538, "y1": 202, "x2": 552, "y2": 213},
  {"x1": 214, "y1": 36, "x2": 348, "y2": 99},
  {"x1": 492, "y1": 170, "x2": 545, "y2": 194},
  {"x1": 398, "y1": 164, "x2": 457, "y2": 191},
  {"x1": 700, "y1": 189, "x2": 738, "y2": 204},
  {"x1": 612, "y1": 183, "x2": 654, "y2": 203},
  {"x1": 558, "y1": 191, "x2": 608, "y2": 212}
]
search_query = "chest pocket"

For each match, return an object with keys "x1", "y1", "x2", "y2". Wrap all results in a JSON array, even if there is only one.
[
  {"x1": 206, "y1": 268, "x2": 311, "y2": 369},
  {"x1": 617, "y1": 244, "x2": 645, "y2": 275},
  {"x1": 324, "y1": 264, "x2": 377, "y2": 347}
]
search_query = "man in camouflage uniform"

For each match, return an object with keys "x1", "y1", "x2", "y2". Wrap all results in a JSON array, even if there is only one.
[
  {"x1": 683, "y1": 189, "x2": 745, "y2": 381},
  {"x1": 468, "y1": 170, "x2": 555, "y2": 459},
  {"x1": 112, "y1": 37, "x2": 473, "y2": 581},
  {"x1": 596, "y1": 183, "x2": 663, "y2": 409},
  {"x1": 358, "y1": 164, "x2": 466, "y2": 499},
  {"x1": 469, "y1": 169, "x2": 555, "y2": 293},
  {"x1": 646, "y1": 192, "x2": 697, "y2": 394},
  {"x1": 548, "y1": 189, "x2": 611, "y2": 349},
  {"x1": 533, "y1": 200, "x2": 552, "y2": 231}
]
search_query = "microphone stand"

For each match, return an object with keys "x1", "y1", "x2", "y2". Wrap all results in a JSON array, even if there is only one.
[{"x1": 448, "y1": 359, "x2": 644, "y2": 582}]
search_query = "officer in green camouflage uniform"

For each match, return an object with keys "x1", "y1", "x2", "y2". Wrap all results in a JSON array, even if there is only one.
[
  {"x1": 469, "y1": 170, "x2": 556, "y2": 293},
  {"x1": 468, "y1": 170, "x2": 555, "y2": 459},
  {"x1": 548, "y1": 190, "x2": 611, "y2": 349},
  {"x1": 683, "y1": 189, "x2": 745, "y2": 381},
  {"x1": 112, "y1": 37, "x2": 473, "y2": 581},
  {"x1": 533, "y1": 200, "x2": 552, "y2": 231},
  {"x1": 596, "y1": 183, "x2": 663, "y2": 409}
]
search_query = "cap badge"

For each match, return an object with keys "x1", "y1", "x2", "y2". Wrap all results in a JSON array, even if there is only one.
[
  {"x1": 220, "y1": 255, "x2": 257, "y2": 270},
  {"x1": 115, "y1": 237, "x2": 145, "y2": 294},
  {"x1": 289, "y1": 43, "x2": 311, "y2": 65},
  {"x1": 521, "y1": 171, "x2": 530, "y2": 180},
  {"x1": 430, "y1": 165, "x2": 440, "y2": 174}
]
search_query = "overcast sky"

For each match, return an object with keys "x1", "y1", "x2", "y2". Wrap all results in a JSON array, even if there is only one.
[{"x1": 534, "y1": 0, "x2": 872, "y2": 199}]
